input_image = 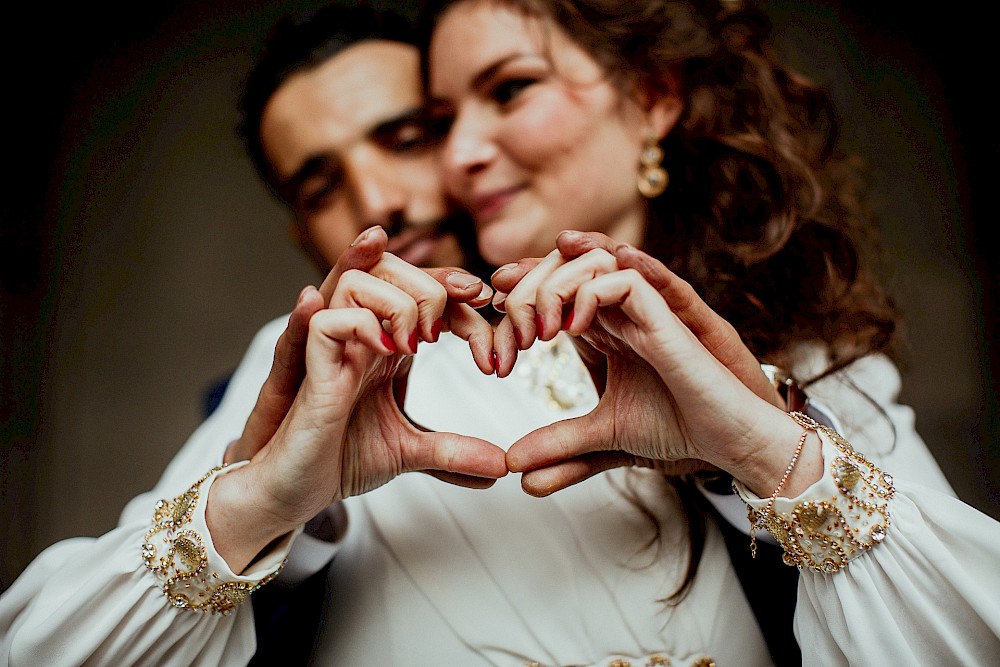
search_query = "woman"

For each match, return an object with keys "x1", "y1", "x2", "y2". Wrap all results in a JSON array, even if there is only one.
[{"x1": 410, "y1": 0, "x2": 1000, "y2": 664}]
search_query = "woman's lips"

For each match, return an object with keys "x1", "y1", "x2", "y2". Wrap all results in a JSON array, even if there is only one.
[{"x1": 468, "y1": 186, "x2": 523, "y2": 222}]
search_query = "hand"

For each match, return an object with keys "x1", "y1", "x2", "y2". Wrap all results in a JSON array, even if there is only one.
[
  {"x1": 499, "y1": 231, "x2": 814, "y2": 498},
  {"x1": 210, "y1": 227, "x2": 507, "y2": 572}
]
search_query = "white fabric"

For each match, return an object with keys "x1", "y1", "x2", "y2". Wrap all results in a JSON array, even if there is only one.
[{"x1": 1, "y1": 317, "x2": 997, "y2": 666}]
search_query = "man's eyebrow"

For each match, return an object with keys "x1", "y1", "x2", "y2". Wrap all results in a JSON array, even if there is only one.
[{"x1": 369, "y1": 105, "x2": 425, "y2": 138}]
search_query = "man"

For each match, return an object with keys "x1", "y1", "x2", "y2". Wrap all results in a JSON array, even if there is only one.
[{"x1": 236, "y1": 4, "x2": 491, "y2": 280}]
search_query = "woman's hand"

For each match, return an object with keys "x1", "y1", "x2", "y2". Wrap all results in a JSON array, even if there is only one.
[
  {"x1": 209, "y1": 227, "x2": 507, "y2": 572},
  {"x1": 498, "y1": 231, "x2": 820, "y2": 499}
]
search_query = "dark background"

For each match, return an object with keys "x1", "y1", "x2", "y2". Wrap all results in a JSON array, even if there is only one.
[{"x1": 2, "y1": 0, "x2": 997, "y2": 591}]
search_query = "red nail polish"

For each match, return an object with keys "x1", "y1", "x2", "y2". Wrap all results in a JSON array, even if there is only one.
[
  {"x1": 431, "y1": 317, "x2": 443, "y2": 342},
  {"x1": 380, "y1": 330, "x2": 397, "y2": 353},
  {"x1": 513, "y1": 327, "x2": 524, "y2": 350},
  {"x1": 562, "y1": 309, "x2": 575, "y2": 331},
  {"x1": 535, "y1": 314, "x2": 545, "y2": 339},
  {"x1": 408, "y1": 329, "x2": 419, "y2": 353},
  {"x1": 490, "y1": 350, "x2": 498, "y2": 374}
]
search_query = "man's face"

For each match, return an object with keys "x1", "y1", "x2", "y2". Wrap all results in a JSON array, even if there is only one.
[{"x1": 259, "y1": 40, "x2": 465, "y2": 270}]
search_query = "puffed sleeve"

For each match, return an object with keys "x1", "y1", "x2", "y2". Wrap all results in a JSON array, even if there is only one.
[
  {"x1": 0, "y1": 316, "x2": 334, "y2": 667},
  {"x1": 734, "y1": 421, "x2": 1000, "y2": 665}
]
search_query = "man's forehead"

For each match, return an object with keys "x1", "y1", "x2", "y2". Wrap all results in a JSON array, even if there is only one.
[
  {"x1": 260, "y1": 39, "x2": 423, "y2": 178},
  {"x1": 317, "y1": 39, "x2": 422, "y2": 114}
]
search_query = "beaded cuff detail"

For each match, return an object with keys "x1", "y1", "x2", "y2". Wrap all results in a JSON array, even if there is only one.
[
  {"x1": 735, "y1": 425, "x2": 895, "y2": 574},
  {"x1": 142, "y1": 463, "x2": 286, "y2": 614}
]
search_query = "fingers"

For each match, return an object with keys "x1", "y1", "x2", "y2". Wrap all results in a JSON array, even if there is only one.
[
  {"x1": 519, "y1": 455, "x2": 715, "y2": 497},
  {"x1": 554, "y1": 229, "x2": 618, "y2": 259},
  {"x1": 442, "y1": 302, "x2": 496, "y2": 375},
  {"x1": 401, "y1": 431, "x2": 509, "y2": 481},
  {"x1": 615, "y1": 245, "x2": 782, "y2": 407},
  {"x1": 227, "y1": 285, "x2": 325, "y2": 463},
  {"x1": 506, "y1": 412, "x2": 614, "y2": 474},
  {"x1": 427, "y1": 267, "x2": 495, "y2": 310},
  {"x1": 533, "y1": 249, "x2": 618, "y2": 341},
  {"x1": 424, "y1": 470, "x2": 501, "y2": 490},
  {"x1": 317, "y1": 226, "x2": 389, "y2": 304},
  {"x1": 519, "y1": 451, "x2": 637, "y2": 497},
  {"x1": 489, "y1": 258, "x2": 543, "y2": 300},
  {"x1": 498, "y1": 249, "x2": 566, "y2": 349},
  {"x1": 305, "y1": 307, "x2": 398, "y2": 373}
]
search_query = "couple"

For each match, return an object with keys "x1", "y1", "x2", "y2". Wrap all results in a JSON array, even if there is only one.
[{"x1": 3, "y1": 1, "x2": 1000, "y2": 666}]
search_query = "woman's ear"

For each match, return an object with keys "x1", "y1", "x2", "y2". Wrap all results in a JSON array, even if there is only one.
[{"x1": 640, "y1": 67, "x2": 684, "y2": 140}]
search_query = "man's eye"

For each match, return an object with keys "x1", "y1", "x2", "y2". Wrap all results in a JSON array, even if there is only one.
[
  {"x1": 393, "y1": 123, "x2": 425, "y2": 148},
  {"x1": 491, "y1": 78, "x2": 536, "y2": 106},
  {"x1": 296, "y1": 175, "x2": 340, "y2": 213}
]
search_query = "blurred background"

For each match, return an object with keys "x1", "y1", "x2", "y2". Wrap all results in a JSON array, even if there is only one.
[{"x1": 2, "y1": 0, "x2": 997, "y2": 591}]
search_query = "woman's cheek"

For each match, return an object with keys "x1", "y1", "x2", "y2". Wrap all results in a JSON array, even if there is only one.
[{"x1": 503, "y1": 94, "x2": 585, "y2": 168}]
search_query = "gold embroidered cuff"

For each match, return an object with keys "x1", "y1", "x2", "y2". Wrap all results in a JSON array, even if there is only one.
[
  {"x1": 733, "y1": 425, "x2": 895, "y2": 573},
  {"x1": 142, "y1": 462, "x2": 289, "y2": 614}
]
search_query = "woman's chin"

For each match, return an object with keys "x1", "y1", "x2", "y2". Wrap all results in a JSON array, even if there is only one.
[
  {"x1": 475, "y1": 211, "x2": 557, "y2": 265},
  {"x1": 477, "y1": 224, "x2": 538, "y2": 265}
]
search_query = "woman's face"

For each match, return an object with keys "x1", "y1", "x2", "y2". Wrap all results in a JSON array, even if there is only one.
[{"x1": 428, "y1": 0, "x2": 661, "y2": 266}]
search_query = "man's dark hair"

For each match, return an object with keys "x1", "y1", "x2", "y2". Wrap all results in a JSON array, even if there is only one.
[{"x1": 238, "y1": 3, "x2": 419, "y2": 193}]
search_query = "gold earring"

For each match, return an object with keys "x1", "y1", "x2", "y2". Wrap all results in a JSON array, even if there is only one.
[{"x1": 637, "y1": 134, "x2": 668, "y2": 198}]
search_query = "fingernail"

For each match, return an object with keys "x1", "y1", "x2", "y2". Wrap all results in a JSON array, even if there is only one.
[
  {"x1": 490, "y1": 350, "x2": 498, "y2": 374},
  {"x1": 535, "y1": 314, "x2": 545, "y2": 339},
  {"x1": 380, "y1": 330, "x2": 397, "y2": 353},
  {"x1": 446, "y1": 272, "x2": 481, "y2": 290},
  {"x1": 296, "y1": 286, "x2": 310, "y2": 305},
  {"x1": 477, "y1": 283, "x2": 493, "y2": 300},
  {"x1": 350, "y1": 227, "x2": 373, "y2": 247},
  {"x1": 408, "y1": 329, "x2": 419, "y2": 353},
  {"x1": 491, "y1": 263, "x2": 518, "y2": 280},
  {"x1": 431, "y1": 317, "x2": 443, "y2": 342},
  {"x1": 514, "y1": 327, "x2": 524, "y2": 350},
  {"x1": 562, "y1": 308, "x2": 575, "y2": 331}
]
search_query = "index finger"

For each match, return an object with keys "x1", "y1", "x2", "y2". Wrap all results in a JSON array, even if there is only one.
[{"x1": 318, "y1": 226, "x2": 389, "y2": 304}]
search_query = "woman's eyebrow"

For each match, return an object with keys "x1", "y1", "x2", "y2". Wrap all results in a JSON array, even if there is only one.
[{"x1": 470, "y1": 53, "x2": 531, "y2": 91}]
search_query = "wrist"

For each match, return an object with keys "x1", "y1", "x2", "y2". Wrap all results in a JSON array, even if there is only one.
[
  {"x1": 206, "y1": 464, "x2": 302, "y2": 574},
  {"x1": 725, "y1": 408, "x2": 824, "y2": 498}
]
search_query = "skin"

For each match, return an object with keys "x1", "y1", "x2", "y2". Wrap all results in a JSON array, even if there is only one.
[
  {"x1": 260, "y1": 40, "x2": 466, "y2": 270},
  {"x1": 428, "y1": 1, "x2": 680, "y2": 267}
]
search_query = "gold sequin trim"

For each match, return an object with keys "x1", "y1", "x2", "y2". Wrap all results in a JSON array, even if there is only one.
[
  {"x1": 522, "y1": 656, "x2": 711, "y2": 667},
  {"x1": 746, "y1": 424, "x2": 895, "y2": 574},
  {"x1": 142, "y1": 464, "x2": 285, "y2": 614}
]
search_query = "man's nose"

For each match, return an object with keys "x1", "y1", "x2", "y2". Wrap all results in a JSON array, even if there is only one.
[{"x1": 344, "y1": 152, "x2": 407, "y2": 229}]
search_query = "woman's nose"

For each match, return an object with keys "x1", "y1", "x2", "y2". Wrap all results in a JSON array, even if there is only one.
[{"x1": 441, "y1": 108, "x2": 497, "y2": 179}]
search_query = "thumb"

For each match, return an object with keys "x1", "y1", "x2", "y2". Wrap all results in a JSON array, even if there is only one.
[
  {"x1": 402, "y1": 430, "x2": 509, "y2": 482},
  {"x1": 506, "y1": 410, "x2": 614, "y2": 475}
]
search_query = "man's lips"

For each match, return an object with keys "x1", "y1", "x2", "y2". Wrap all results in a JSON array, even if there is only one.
[{"x1": 386, "y1": 224, "x2": 445, "y2": 267}]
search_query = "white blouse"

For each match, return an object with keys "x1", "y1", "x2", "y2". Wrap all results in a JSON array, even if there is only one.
[{"x1": 1, "y1": 316, "x2": 997, "y2": 666}]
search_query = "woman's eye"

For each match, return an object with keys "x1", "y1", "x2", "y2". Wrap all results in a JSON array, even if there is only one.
[{"x1": 491, "y1": 78, "x2": 536, "y2": 105}]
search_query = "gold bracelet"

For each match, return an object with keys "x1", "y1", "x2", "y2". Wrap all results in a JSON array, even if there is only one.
[
  {"x1": 748, "y1": 411, "x2": 817, "y2": 558},
  {"x1": 735, "y1": 417, "x2": 895, "y2": 573},
  {"x1": 142, "y1": 463, "x2": 285, "y2": 614}
]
